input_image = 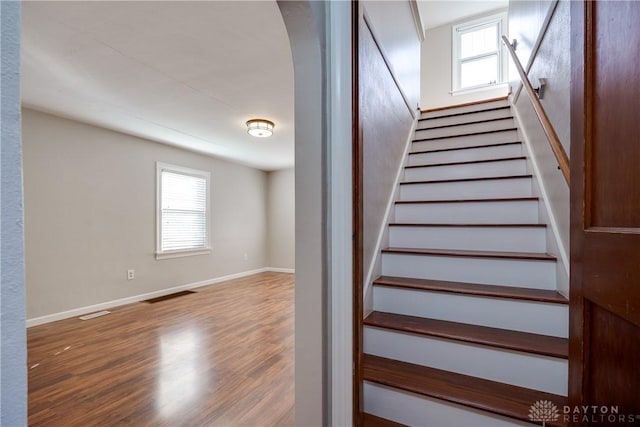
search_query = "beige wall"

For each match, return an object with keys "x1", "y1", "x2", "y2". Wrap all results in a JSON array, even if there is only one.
[
  {"x1": 23, "y1": 108, "x2": 270, "y2": 319},
  {"x1": 267, "y1": 168, "x2": 295, "y2": 269},
  {"x1": 420, "y1": 8, "x2": 509, "y2": 110}
]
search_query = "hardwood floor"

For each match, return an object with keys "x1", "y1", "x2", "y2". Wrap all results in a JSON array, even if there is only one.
[{"x1": 28, "y1": 272, "x2": 294, "y2": 426}]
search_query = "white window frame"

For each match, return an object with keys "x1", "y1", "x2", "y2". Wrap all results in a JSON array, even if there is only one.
[
  {"x1": 156, "y1": 162, "x2": 211, "y2": 260},
  {"x1": 452, "y1": 12, "x2": 508, "y2": 94}
]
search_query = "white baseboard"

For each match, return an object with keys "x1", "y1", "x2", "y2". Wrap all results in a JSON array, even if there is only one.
[
  {"x1": 26, "y1": 267, "x2": 283, "y2": 328},
  {"x1": 265, "y1": 267, "x2": 295, "y2": 274}
]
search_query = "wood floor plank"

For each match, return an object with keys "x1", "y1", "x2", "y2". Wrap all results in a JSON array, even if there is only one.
[
  {"x1": 364, "y1": 311, "x2": 568, "y2": 358},
  {"x1": 382, "y1": 247, "x2": 556, "y2": 261},
  {"x1": 363, "y1": 354, "x2": 568, "y2": 427},
  {"x1": 409, "y1": 141, "x2": 521, "y2": 155},
  {"x1": 27, "y1": 272, "x2": 294, "y2": 427},
  {"x1": 400, "y1": 174, "x2": 533, "y2": 185},
  {"x1": 412, "y1": 127, "x2": 518, "y2": 143},
  {"x1": 374, "y1": 276, "x2": 568, "y2": 304}
]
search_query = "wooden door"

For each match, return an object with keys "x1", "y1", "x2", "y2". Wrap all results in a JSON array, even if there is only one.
[{"x1": 570, "y1": 0, "x2": 640, "y2": 423}]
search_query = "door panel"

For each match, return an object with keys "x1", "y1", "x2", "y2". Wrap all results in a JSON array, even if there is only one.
[
  {"x1": 570, "y1": 0, "x2": 640, "y2": 422},
  {"x1": 587, "y1": 303, "x2": 640, "y2": 413},
  {"x1": 590, "y1": 1, "x2": 640, "y2": 228}
]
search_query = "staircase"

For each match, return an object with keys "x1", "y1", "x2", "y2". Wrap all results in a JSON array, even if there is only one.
[{"x1": 361, "y1": 99, "x2": 569, "y2": 427}]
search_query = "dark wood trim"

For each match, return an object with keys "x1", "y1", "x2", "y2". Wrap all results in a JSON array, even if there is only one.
[
  {"x1": 568, "y1": 0, "x2": 587, "y2": 416},
  {"x1": 420, "y1": 96, "x2": 508, "y2": 114},
  {"x1": 363, "y1": 354, "x2": 568, "y2": 426},
  {"x1": 362, "y1": 413, "x2": 407, "y2": 427},
  {"x1": 382, "y1": 247, "x2": 556, "y2": 261},
  {"x1": 404, "y1": 156, "x2": 526, "y2": 169},
  {"x1": 389, "y1": 223, "x2": 546, "y2": 228},
  {"x1": 352, "y1": 1, "x2": 364, "y2": 424},
  {"x1": 418, "y1": 106, "x2": 511, "y2": 122},
  {"x1": 395, "y1": 196, "x2": 538, "y2": 204},
  {"x1": 364, "y1": 311, "x2": 568, "y2": 358},
  {"x1": 409, "y1": 141, "x2": 520, "y2": 155},
  {"x1": 416, "y1": 116, "x2": 514, "y2": 132},
  {"x1": 374, "y1": 275, "x2": 568, "y2": 304},
  {"x1": 400, "y1": 174, "x2": 532, "y2": 185},
  {"x1": 413, "y1": 127, "x2": 517, "y2": 143},
  {"x1": 502, "y1": 35, "x2": 570, "y2": 185}
]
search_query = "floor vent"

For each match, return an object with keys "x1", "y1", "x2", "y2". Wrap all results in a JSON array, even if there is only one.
[
  {"x1": 144, "y1": 290, "x2": 196, "y2": 304},
  {"x1": 79, "y1": 310, "x2": 111, "y2": 320}
]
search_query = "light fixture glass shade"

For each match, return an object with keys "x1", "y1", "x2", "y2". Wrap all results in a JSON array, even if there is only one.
[{"x1": 246, "y1": 119, "x2": 274, "y2": 137}]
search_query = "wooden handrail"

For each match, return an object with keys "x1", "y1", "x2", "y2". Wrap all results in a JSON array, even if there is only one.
[{"x1": 501, "y1": 35, "x2": 570, "y2": 185}]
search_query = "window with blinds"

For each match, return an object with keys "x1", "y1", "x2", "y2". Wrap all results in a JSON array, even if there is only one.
[{"x1": 156, "y1": 163, "x2": 210, "y2": 259}]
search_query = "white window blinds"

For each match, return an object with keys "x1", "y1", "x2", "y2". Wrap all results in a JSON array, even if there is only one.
[{"x1": 157, "y1": 163, "x2": 210, "y2": 257}]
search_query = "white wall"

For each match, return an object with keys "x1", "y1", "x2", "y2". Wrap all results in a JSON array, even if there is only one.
[
  {"x1": 267, "y1": 168, "x2": 295, "y2": 270},
  {"x1": 1, "y1": 1, "x2": 28, "y2": 423},
  {"x1": 278, "y1": 1, "x2": 327, "y2": 423},
  {"x1": 362, "y1": 0, "x2": 421, "y2": 111},
  {"x1": 23, "y1": 108, "x2": 269, "y2": 320},
  {"x1": 420, "y1": 8, "x2": 509, "y2": 110}
]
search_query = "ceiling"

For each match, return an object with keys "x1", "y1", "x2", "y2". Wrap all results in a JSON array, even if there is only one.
[
  {"x1": 22, "y1": 1, "x2": 294, "y2": 171},
  {"x1": 22, "y1": 1, "x2": 510, "y2": 171},
  {"x1": 417, "y1": 0, "x2": 509, "y2": 30}
]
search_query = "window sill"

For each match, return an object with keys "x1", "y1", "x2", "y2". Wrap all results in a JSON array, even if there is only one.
[
  {"x1": 156, "y1": 248, "x2": 211, "y2": 260},
  {"x1": 450, "y1": 82, "x2": 509, "y2": 97}
]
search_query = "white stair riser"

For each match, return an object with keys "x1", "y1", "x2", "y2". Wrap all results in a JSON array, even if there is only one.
[
  {"x1": 365, "y1": 327, "x2": 568, "y2": 395},
  {"x1": 419, "y1": 107, "x2": 512, "y2": 129},
  {"x1": 409, "y1": 143, "x2": 523, "y2": 165},
  {"x1": 400, "y1": 178, "x2": 533, "y2": 201},
  {"x1": 415, "y1": 118, "x2": 515, "y2": 140},
  {"x1": 420, "y1": 100, "x2": 509, "y2": 119},
  {"x1": 382, "y1": 253, "x2": 556, "y2": 289},
  {"x1": 412, "y1": 129, "x2": 519, "y2": 152},
  {"x1": 394, "y1": 201, "x2": 539, "y2": 223},
  {"x1": 389, "y1": 226, "x2": 546, "y2": 252},
  {"x1": 364, "y1": 382, "x2": 533, "y2": 427},
  {"x1": 405, "y1": 159, "x2": 527, "y2": 181},
  {"x1": 373, "y1": 286, "x2": 568, "y2": 337}
]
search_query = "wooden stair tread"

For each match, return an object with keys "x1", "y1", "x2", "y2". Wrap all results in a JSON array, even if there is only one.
[
  {"x1": 364, "y1": 311, "x2": 568, "y2": 358},
  {"x1": 363, "y1": 354, "x2": 568, "y2": 426},
  {"x1": 395, "y1": 197, "x2": 538, "y2": 204},
  {"x1": 419, "y1": 105, "x2": 510, "y2": 121},
  {"x1": 382, "y1": 247, "x2": 556, "y2": 261},
  {"x1": 389, "y1": 223, "x2": 546, "y2": 228},
  {"x1": 409, "y1": 140, "x2": 520, "y2": 155},
  {"x1": 362, "y1": 413, "x2": 407, "y2": 427},
  {"x1": 400, "y1": 174, "x2": 532, "y2": 185},
  {"x1": 373, "y1": 276, "x2": 568, "y2": 304},
  {"x1": 405, "y1": 156, "x2": 525, "y2": 169},
  {"x1": 416, "y1": 116, "x2": 514, "y2": 132},
  {"x1": 413, "y1": 127, "x2": 517, "y2": 143}
]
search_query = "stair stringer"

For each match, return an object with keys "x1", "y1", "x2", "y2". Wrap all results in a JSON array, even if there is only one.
[
  {"x1": 510, "y1": 95, "x2": 570, "y2": 297},
  {"x1": 363, "y1": 119, "x2": 418, "y2": 315}
]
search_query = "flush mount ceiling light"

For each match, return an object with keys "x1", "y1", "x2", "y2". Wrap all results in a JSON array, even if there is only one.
[{"x1": 246, "y1": 119, "x2": 274, "y2": 138}]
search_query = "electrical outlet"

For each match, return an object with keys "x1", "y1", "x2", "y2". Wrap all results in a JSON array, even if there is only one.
[
  {"x1": 127, "y1": 269, "x2": 135, "y2": 280},
  {"x1": 243, "y1": 252, "x2": 248, "y2": 261}
]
